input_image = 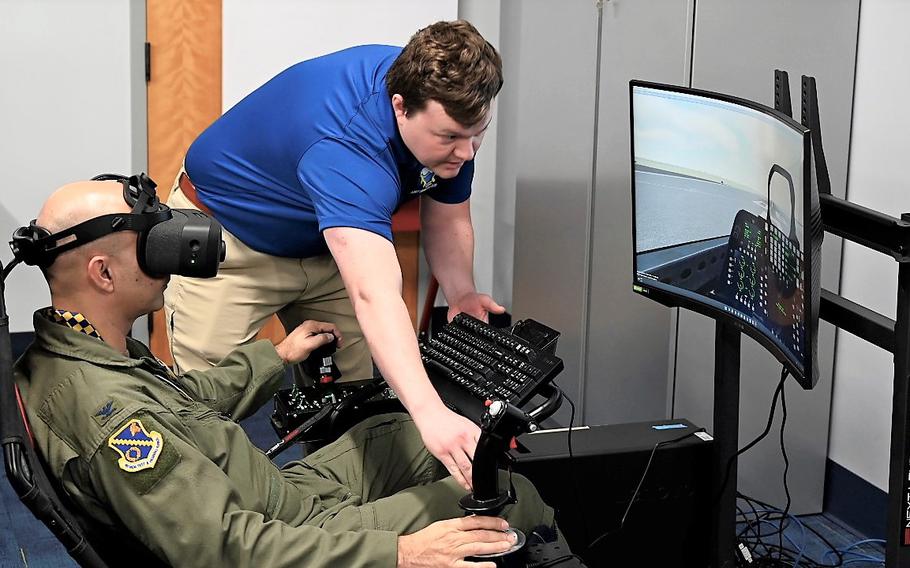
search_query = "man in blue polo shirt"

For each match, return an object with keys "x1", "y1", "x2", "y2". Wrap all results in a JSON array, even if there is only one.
[{"x1": 164, "y1": 20, "x2": 503, "y2": 490}]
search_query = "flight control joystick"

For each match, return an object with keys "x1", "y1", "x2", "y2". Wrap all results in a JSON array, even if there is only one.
[{"x1": 460, "y1": 384, "x2": 563, "y2": 566}]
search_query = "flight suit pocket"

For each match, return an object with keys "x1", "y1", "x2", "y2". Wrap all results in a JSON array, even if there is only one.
[{"x1": 304, "y1": 414, "x2": 403, "y2": 467}]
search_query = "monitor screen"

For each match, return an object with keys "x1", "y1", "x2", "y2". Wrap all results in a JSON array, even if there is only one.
[{"x1": 630, "y1": 81, "x2": 819, "y2": 388}]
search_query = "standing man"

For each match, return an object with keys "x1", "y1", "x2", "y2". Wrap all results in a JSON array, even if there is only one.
[{"x1": 165, "y1": 20, "x2": 504, "y2": 490}]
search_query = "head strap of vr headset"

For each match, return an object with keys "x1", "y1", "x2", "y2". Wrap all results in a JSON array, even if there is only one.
[{"x1": 9, "y1": 173, "x2": 172, "y2": 269}]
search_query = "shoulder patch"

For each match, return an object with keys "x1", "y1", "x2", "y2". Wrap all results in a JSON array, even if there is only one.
[{"x1": 107, "y1": 418, "x2": 164, "y2": 473}]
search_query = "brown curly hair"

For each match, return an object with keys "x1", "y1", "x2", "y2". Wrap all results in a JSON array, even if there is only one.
[{"x1": 386, "y1": 20, "x2": 503, "y2": 127}]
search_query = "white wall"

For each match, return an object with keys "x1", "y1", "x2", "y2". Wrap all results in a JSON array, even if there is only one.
[
  {"x1": 828, "y1": 0, "x2": 910, "y2": 490},
  {"x1": 223, "y1": 0, "x2": 457, "y2": 109},
  {"x1": 0, "y1": 0, "x2": 146, "y2": 334}
]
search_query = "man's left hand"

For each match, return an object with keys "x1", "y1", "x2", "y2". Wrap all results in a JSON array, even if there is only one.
[
  {"x1": 274, "y1": 320, "x2": 341, "y2": 365},
  {"x1": 447, "y1": 292, "x2": 505, "y2": 323}
]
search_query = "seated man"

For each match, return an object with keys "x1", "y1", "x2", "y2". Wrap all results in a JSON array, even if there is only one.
[{"x1": 13, "y1": 179, "x2": 555, "y2": 567}]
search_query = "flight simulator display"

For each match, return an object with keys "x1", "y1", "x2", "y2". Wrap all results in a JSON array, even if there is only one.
[{"x1": 631, "y1": 81, "x2": 819, "y2": 387}]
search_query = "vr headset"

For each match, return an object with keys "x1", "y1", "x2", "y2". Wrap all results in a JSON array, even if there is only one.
[{"x1": 8, "y1": 173, "x2": 225, "y2": 278}]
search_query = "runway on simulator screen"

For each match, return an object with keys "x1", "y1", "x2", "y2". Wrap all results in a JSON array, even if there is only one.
[{"x1": 634, "y1": 164, "x2": 767, "y2": 254}]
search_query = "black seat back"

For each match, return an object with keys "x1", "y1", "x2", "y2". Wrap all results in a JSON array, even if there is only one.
[{"x1": 1, "y1": 266, "x2": 110, "y2": 568}]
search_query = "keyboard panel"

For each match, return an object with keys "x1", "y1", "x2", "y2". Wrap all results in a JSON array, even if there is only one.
[{"x1": 419, "y1": 314, "x2": 563, "y2": 422}]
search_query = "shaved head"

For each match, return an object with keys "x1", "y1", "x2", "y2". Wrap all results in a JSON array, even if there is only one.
[
  {"x1": 37, "y1": 180, "x2": 129, "y2": 233},
  {"x1": 37, "y1": 180, "x2": 133, "y2": 288}
]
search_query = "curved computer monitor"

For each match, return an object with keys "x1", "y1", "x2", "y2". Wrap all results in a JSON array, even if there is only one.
[{"x1": 630, "y1": 80, "x2": 822, "y2": 389}]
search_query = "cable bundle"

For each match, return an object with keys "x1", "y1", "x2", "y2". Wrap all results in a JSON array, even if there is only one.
[
  {"x1": 735, "y1": 493, "x2": 883, "y2": 567},
  {"x1": 732, "y1": 365, "x2": 884, "y2": 567}
]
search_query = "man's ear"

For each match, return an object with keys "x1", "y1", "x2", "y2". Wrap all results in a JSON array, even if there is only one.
[
  {"x1": 391, "y1": 94, "x2": 408, "y2": 120},
  {"x1": 86, "y1": 255, "x2": 115, "y2": 293}
]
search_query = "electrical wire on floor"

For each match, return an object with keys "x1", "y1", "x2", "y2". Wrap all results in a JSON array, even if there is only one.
[
  {"x1": 821, "y1": 540, "x2": 886, "y2": 566},
  {"x1": 727, "y1": 365, "x2": 881, "y2": 566},
  {"x1": 730, "y1": 366, "x2": 805, "y2": 567},
  {"x1": 735, "y1": 494, "x2": 883, "y2": 567}
]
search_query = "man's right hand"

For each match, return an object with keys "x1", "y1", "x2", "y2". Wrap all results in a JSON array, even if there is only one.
[
  {"x1": 274, "y1": 320, "x2": 341, "y2": 365},
  {"x1": 412, "y1": 405, "x2": 481, "y2": 491},
  {"x1": 397, "y1": 516, "x2": 516, "y2": 568}
]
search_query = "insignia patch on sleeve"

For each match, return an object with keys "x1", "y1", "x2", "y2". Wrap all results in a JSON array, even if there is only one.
[
  {"x1": 92, "y1": 399, "x2": 119, "y2": 428},
  {"x1": 409, "y1": 167, "x2": 438, "y2": 195},
  {"x1": 107, "y1": 418, "x2": 164, "y2": 473}
]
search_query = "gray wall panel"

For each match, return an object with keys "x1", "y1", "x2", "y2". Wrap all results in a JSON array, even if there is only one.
[
  {"x1": 0, "y1": 0, "x2": 147, "y2": 333},
  {"x1": 492, "y1": 0, "x2": 523, "y2": 306},
  {"x1": 674, "y1": 0, "x2": 859, "y2": 514},
  {"x1": 584, "y1": 0, "x2": 694, "y2": 425},
  {"x1": 830, "y1": 0, "x2": 910, "y2": 492},
  {"x1": 509, "y1": 0, "x2": 601, "y2": 424}
]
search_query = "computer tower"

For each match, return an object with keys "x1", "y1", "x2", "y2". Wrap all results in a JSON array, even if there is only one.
[{"x1": 509, "y1": 419, "x2": 713, "y2": 568}]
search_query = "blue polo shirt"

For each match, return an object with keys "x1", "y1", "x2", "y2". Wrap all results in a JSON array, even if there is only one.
[{"x1": 185, "y1": 45, "x2": 473, "y2": 258}]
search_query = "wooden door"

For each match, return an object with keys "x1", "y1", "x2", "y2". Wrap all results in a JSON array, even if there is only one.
[{"x1": 146, "y1": 0, "x2": 227, "y2": 364}]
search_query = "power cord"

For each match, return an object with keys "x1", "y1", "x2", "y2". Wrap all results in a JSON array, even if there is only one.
[
  {"x1": 710, "y1": 363, "x2": 882, "y2": 567},
  {"x1": 587, "y1": 426, "x2": 705, "y2": 551},
  {"x1": 731, "y1": 365, "x2": 882, "y2": 567},
  {"x1": 777, "y1": 375, "x2": 791, "y2": 563},
  {"x1": 1, "y1": 258, "x2": 20, "y2": 282},
  {"x1": 738, "y1": 499, "x2": 776, "y2": 559},
  {"x1": 714, "y1": 366, "x2": 789, "y2": 508},
  {"x1": 560, "y1": 392, "x2": 587, "y2": 545},
  {"x1": 727, "y1": 366, "x2": 800, "y2": 567}
]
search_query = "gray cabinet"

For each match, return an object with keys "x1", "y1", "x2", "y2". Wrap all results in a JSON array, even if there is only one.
[
  {"x1": 505, "y1": 0, "x2": 602, "y2": 425},
  {"x1": 506, "y1": 0, "x2": 859, "y2": 513},
  {"x1": 506, "y1": 0, "x2": 695, "y2": 426},
  {"x1": 586, "y1": 0, "x2": 694, "y2": 425}
]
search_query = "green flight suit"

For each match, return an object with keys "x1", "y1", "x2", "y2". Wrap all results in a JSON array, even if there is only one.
[{"x1": 14, "y1": 310, "x2": 554, "y2": 567}]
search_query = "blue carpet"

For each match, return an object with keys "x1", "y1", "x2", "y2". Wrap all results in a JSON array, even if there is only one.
[
  {"x1": 0, "y1": 466, "x2": 75, "y2": 567},
  {"x1": 737, "y1": 499, "x2": 885, "y2": 566}
]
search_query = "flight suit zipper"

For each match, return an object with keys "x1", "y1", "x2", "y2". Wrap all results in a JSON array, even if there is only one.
[{"x1": 139, "y1": 356, "x2": 194, "y2": 401}]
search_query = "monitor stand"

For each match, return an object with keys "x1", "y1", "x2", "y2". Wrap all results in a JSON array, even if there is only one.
[{"x1": 710, "y1": 319, "x2": 742, "y2": 568}]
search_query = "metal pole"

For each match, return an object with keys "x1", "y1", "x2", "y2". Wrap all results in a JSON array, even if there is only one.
[
  {"x1": 712, "y1": 319, "x2": 741, "y2": 568},
  {"x1": 887, "y1": 253, "x2": 910, "y2": 566}
]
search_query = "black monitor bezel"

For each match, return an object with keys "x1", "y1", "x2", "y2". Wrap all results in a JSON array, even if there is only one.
[{"x1": 629, "y1": 79, "x2": 815, "y2": 389}]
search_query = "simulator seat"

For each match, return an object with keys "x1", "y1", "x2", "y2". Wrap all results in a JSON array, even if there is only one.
[{"x1": 2, "y1": 375, "x2": 168, "y2": 567}]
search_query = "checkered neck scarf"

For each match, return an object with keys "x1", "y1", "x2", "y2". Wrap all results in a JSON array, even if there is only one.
[{"x1": 42, "y1": 308, "x2": 104, "y2": 341}]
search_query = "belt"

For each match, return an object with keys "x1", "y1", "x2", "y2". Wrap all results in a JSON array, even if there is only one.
[{"x1": 178, "y1": 172, "x2": 213, "y2": 215}]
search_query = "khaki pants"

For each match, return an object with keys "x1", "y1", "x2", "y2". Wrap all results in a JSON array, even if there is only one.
[
  {"x1": 163, "y1": 173, "x2": 372, "y2": 381},
  {"x1": 286, "y1": 413, "x2": 555, "y2": 536}
]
